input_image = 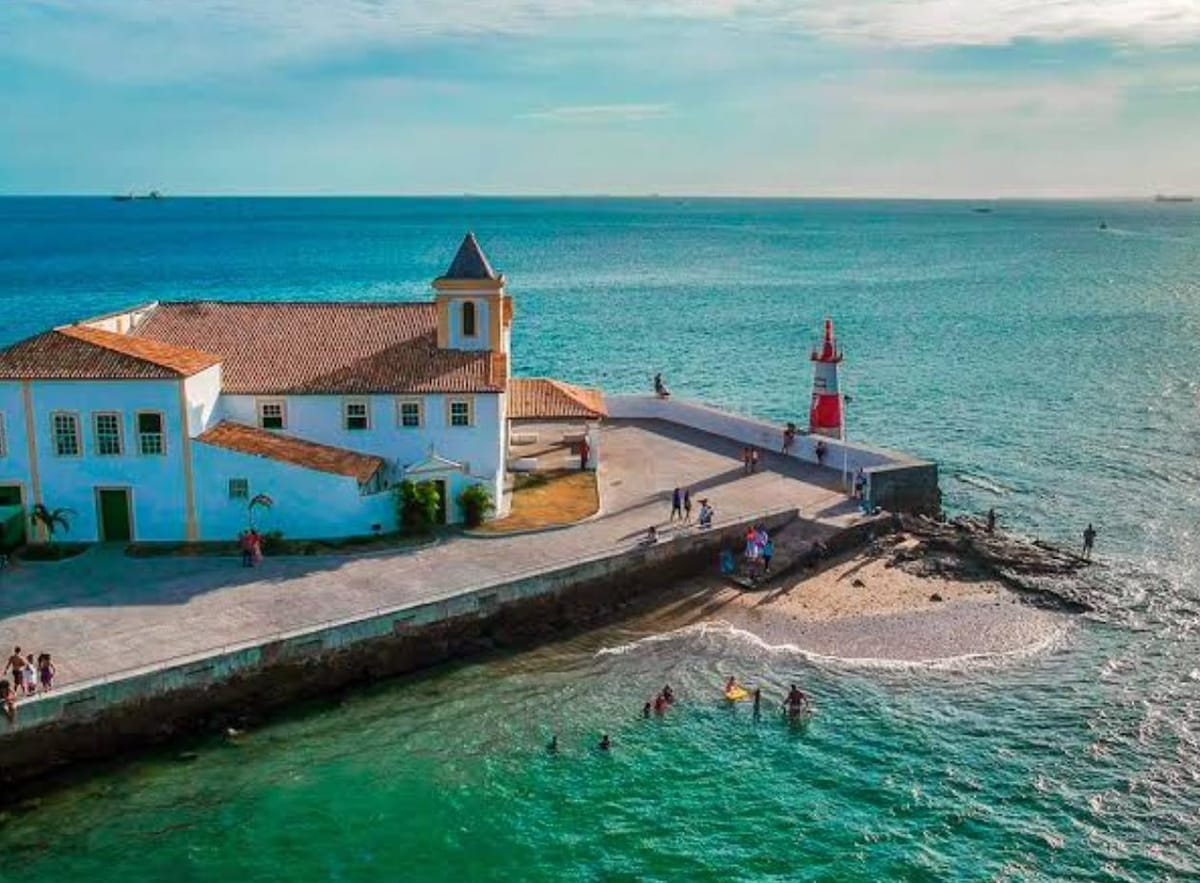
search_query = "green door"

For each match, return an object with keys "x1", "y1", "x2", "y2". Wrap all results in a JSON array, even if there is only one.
[
  {"x1": 98, "y1": 489, "x2": 132, "y2": 542},
  {"x1": 433, "y1": 480, "x2": 448, "y2": 525}
]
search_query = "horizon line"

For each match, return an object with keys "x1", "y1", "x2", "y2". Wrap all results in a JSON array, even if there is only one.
[{"x1": 0, "y1": 192, "x2": 1190, "y2": 201}]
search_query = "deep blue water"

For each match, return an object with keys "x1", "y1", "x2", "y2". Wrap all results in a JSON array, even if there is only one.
[{"x1": 0, "y1": 197, "x2": 1197, "y2": 880}]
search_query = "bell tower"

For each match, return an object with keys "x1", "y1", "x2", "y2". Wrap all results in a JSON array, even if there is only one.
[{"x1": 433, "y1": 232, "x2": 511, "y2": 359}]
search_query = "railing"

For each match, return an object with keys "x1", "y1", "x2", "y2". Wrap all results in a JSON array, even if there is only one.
[{"x1": 15, "y1": 504, "x2": 800, "y2": 708}]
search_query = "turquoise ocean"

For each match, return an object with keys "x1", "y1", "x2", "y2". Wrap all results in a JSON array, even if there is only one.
[{"x1": 0, "y1": 198, "x2": 1197, "y2": 880}]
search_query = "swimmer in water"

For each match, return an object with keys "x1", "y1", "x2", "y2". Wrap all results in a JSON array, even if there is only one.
[
  {"x1": 783, "y1": 683, "x2": 810, "y2": 715},
  {"x1": 599, "y1": 734, "x2": 611, "y2": 751},
  {"x1": 547, "y1": 735, "x2": 559, "y2": 754},
  {"x1": 653, "y1": 694, "x2": 668, "y2": 714},
  {"x1": 642, "y1": 701, "x2": 652, "y2": 718},
  {"x1": 753, "y1": 688, "x2": 762, "y2": 720},
  {"x1": 662, "y1": 684, "x2": 675, "y2": 704}
]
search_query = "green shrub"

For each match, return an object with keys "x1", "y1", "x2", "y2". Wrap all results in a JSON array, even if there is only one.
[
  {"x1": 458, "y1": 484, "x2": 494, "y2": 528},
  {"x1": 396, "y1": 480, "x2": 441, "y2": 534},
  {"x1": 261, "y1": 530, "x2": 286, "y2": 555}
]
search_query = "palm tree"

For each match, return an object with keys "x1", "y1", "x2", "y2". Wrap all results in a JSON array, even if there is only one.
[
  {"x1": 247, "y1": 493, "x2": 274, "y2": 530},
  {"x1": 29, "y1": 504, "x2": 74, "y2": 545}
]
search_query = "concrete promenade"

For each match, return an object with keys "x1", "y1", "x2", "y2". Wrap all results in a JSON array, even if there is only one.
[{"x1": 0, "y1": 420, "x2": 862, "y2": 689}]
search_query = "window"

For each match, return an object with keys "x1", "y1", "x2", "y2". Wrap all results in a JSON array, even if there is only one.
[
  {"x1": 137, "y1": 411, "x2": 165, "y2": 455},
  {"x1": 449, "y1": 399, "x2": 472, "y2": 428},
  {"x1": 93, "y1": 412, "x2": 123, "y2": 456},
  {"x1": 228, "y1": 478, "x2": 249, "y2": 500},
  {"x1": 397, "y1": 399, "x2": 423, "y2": 428},
  {"x1": 461, "y1": 301, "x2": 477, "y2": 337},
  {"x1": 258, "y1": 400, "x2": 286, "y2": 430},
  {"x1": 344, "y1": 399, "x2": 370, "y2": 431},
  {"x1": 52, "y1": 412, "x2": 80, "y2": 457}
]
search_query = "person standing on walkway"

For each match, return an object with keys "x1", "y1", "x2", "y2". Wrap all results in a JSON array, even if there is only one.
[
  {"x1": 4, "y1": 647, "x2": 24, "y2": 697},
  {"x1": 37, "y1": 654, "x2": 54, "y2": 692},
  {"x1": 750, "y1": 447, "x2": 760, "y2": 474},
  {"x1": 741, "y1": 447, "x2": 751, "y2": 475},
  {"x1": 815, "y1": 440, "x2": 828, "y2": 467},
  {"x1": 782, "y1": 423, "x2": 796, "y2": 455},
  {"x1": 683, "y1": 488, "x2": 693, "y2": 523},
  {"x1": 1082, "y1": 523, "x2": 1097, "y2": 560},
  {"x1": 670, "y1": 487, "x2": 683, "y2": 521}
]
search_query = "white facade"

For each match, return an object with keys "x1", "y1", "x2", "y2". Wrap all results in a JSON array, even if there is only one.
[{"x1": 0, "y1": 378, "x2": 194, "y2": 541}]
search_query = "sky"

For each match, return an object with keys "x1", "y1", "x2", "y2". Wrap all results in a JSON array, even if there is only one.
[{"x1": 2, "y1": 1, "x2": 1200, "y2": 197}]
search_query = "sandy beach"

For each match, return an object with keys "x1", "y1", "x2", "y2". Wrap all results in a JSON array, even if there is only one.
[{"x1": 640, "y1": 536, "x2": 1070, "y2": 664}]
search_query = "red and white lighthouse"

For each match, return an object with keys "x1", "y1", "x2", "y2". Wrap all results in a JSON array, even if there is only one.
[{"x1": 809, "y1": 318, "x2": 843, "y2": 438}]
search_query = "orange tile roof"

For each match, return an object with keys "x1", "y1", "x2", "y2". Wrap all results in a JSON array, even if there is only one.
[
  {"x1": 508, "y1": 377, "x2": 607, "y2": 420},
  {"x1": 132, "y1": 302, "x2": 505, "y2": 395},
  {"x1": 196, "y1": 421, "x2": 385, "y2": 483},
  {"x1": 0, "y1": 325, "x2": 222, "y2": 381}
]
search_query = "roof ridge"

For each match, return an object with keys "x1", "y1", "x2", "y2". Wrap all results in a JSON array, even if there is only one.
[
  {"x1": 155, "y1": 300, "x2": 434, "y2": 308},
  {"x1": 57, "y1": 325, "x2": 222, "y2": 376}
]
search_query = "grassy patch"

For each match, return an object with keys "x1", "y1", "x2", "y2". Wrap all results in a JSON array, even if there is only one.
[
  {"x1": 15, "y1": 543, "x2": 91, "y2": 562},
  {"x1": 477, "y1": 470, "x2": 598, "y2": 534},
  {"x1": 126, "y1": 531, "x2": 436, "y2": 559}
]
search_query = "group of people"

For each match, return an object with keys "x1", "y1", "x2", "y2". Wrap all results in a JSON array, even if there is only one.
[
  {"x1": 717, "y1": 524, "x2": 774, "y2": 581},
  {"x1": 238, "y1": 529, "x2": 264, "y2": 567},
  {"x1": 2, "y1": 646, "x2": 56, "y2": 722},
  {"x1": 547, "y1": 679, "x2": 811, "y2": 755},
  {"x1": 641, "y1": 683, "x2": 676, "y2": 717}
]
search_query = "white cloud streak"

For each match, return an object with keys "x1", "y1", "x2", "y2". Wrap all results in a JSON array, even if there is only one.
[{"x1": 518, "y1": 103, "x2": 672, "y2": 121}]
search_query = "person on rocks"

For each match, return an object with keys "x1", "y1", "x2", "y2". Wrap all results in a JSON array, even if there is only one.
[{"x1": 1082, "y1": 523, "x2": 1097, "y2": 560}]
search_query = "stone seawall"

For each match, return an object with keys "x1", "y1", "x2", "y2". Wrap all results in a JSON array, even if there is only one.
[{"x1": 0, "y1": 510, "x2": 802, "y2": 794}]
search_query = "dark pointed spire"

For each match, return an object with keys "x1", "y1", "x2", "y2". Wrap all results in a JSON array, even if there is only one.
[{"x1": 442, "y1": 232, "x2": 497, "y2": 281}]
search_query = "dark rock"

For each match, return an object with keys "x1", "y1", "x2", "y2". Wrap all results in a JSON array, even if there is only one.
[
  {"x1": 929, "y1": 593, "x2": 943, "y2": 602},
  {"x1": 851, "y1": 578, "x2": 866, "y2": 588}
]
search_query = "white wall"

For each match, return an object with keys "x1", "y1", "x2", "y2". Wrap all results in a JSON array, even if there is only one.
[
  {"x1": 193, "y1": 443, "x2": 395, "y2": 540},
  {"x1": 606, "y1": 395, "x2": 927, "y2": 476},
  {"x1": 183, "y1": 365, "x2": 222, "y2": 435},
  {"x1": 7, "y1": 379, "x2": 191, "y2": 541}
]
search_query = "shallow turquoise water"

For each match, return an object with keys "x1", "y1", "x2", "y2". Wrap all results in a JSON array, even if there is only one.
[{"x1": 0, "y1": 198, "x2": 1197, "y2": 880}]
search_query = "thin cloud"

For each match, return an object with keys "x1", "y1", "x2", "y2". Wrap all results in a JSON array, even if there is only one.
[{"x1": 518, "y1": 103, "x2": 672, "y2": 122}]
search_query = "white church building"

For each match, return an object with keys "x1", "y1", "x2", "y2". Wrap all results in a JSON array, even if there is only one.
[{"x1": 0, "y1": 234, "x2": 603, "y2": 543}]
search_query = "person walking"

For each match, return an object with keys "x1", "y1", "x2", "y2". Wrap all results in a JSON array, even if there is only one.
[
  {"x1": 4, "y1": 647, "x2": 24, "y2": 697},
  {"x1": 683, "y1": 488, "x2": 693, "y2": 523},
  {"x1": 37, "y1": 654, "x2": 54, "y2": 692},
  {"x1": 670, "y1": 487, "x2": 683, "y2": 522},
  {"x1": 741, "y1": 447, "x2": 751, "y2": 475},
  {"x1": 749, "y1": 447, "x2": 760, "y2": 474},
  {"x1": 1082, "y1": 523, "x2": 1097, "y2": 560}
]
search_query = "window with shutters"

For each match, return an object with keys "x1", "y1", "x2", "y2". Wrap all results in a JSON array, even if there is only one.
[
  {"x1": 93, "y1": 412, "x2": 123, "y2": 456},
  {"x1": 137, "y1": 411, "x2": 165, "y2": 455},
  {"x1": 52, "y1": 412, "x2": 81, "y2": 457}
]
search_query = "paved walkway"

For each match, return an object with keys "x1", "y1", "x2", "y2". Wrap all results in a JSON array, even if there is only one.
[{"x1": 0, "y1": 420, "x2": 862, "y2": 687}]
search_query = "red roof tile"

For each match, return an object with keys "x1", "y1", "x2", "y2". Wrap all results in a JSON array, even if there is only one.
[
  {"x1": 0, "y1": 325, "x2": 221, "y2": 381},
  {"x1": 508, "y1": 377, "x2": 607, "y2": 420},
  {"x1": 131, "y1": 301, "x2": 505, "y2": 395},
  {"x1": 196, "y1": 421, "x2": 384, "y2": 483}
]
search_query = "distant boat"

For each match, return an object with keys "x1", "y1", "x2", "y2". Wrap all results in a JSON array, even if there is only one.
[
  {"x1": 1154, "y1": 194, "x2": 1194, "y2": 203},
  {"x1": 111, "y1": 190, "x2": 164, "y2": 202},
  {"x1": 1099, "y1": 220, "x2": 1108, "y2": 230},
  {"x1": 971, "y1": 207, "x2": 993, "y2": 214}
]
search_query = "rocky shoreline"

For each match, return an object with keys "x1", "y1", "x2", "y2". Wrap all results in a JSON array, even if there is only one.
[{"x1": 892, "y1": 514, "x2": 1097, "y2": 613}]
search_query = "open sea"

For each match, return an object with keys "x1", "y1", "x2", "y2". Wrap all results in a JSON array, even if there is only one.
[{"x1": 0, "y1": 197, "x2": 1197, "y2": 881}]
